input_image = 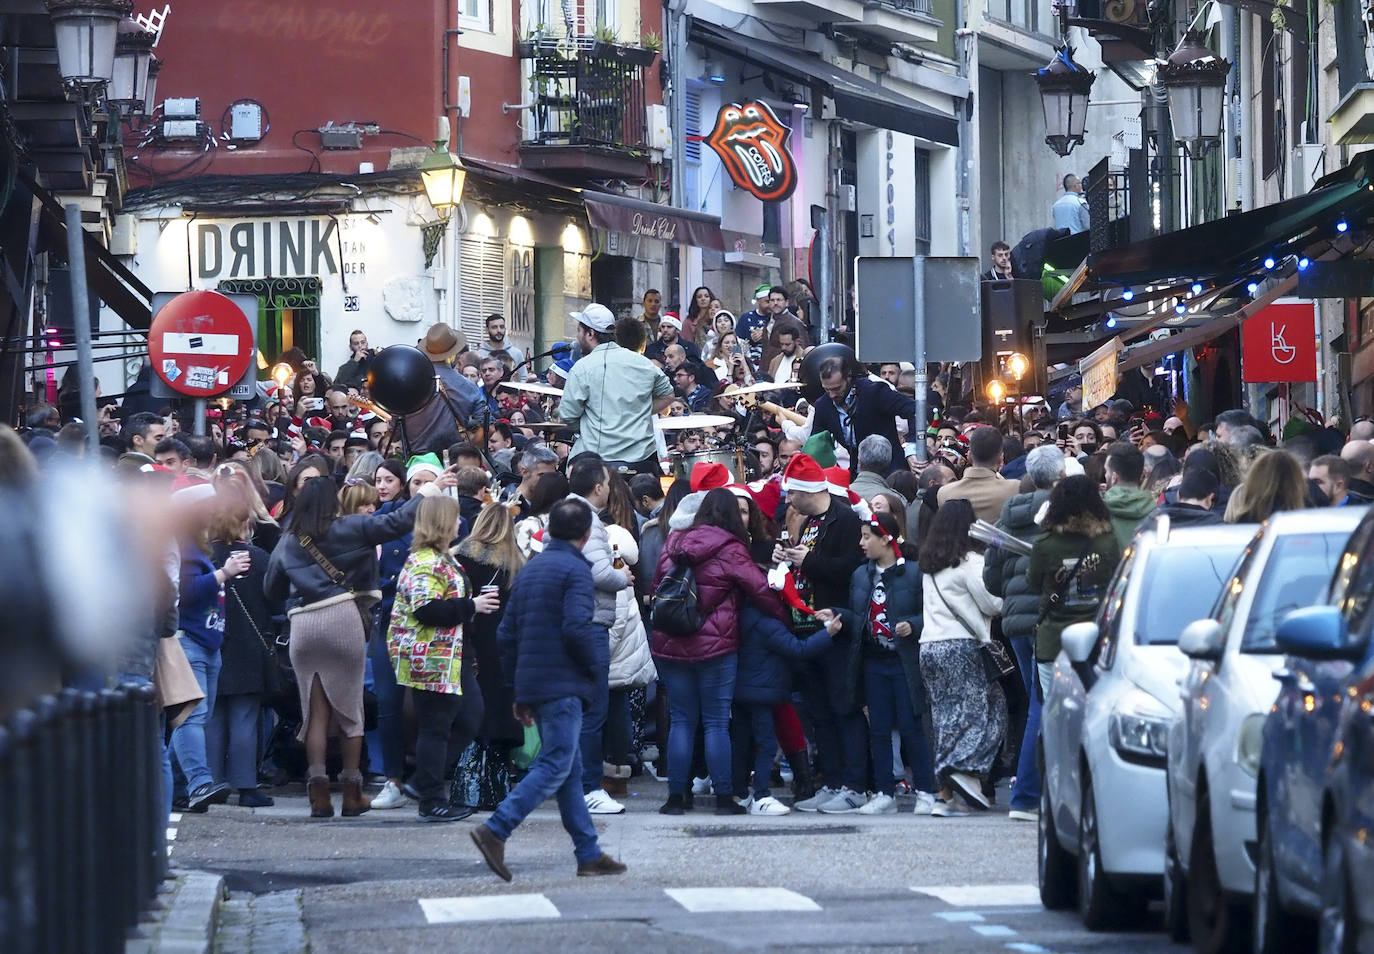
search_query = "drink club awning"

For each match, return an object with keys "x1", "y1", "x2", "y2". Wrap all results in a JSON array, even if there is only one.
[{"x1": 581, "y1": 191, "x2": 726, "y2": 250}]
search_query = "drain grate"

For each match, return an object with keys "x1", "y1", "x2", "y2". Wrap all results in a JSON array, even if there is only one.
[{"x1": 684, "y1": 824, "x2": 859, "y2": 838}]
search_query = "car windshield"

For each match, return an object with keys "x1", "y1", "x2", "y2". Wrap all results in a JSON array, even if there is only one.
[
  {"x1": 1241, "y1": 532, "x2": 1347, "y2": 653},
  {"x1": 1134, "y1": 543, "x2": 1243, "y2": 645}
]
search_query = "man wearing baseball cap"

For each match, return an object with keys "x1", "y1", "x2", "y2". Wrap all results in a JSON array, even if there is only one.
[{"x1": 557, "y1": 303, "x2": 674, "y2": 474}]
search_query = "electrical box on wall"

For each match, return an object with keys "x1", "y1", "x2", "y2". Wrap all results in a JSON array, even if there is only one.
[
  {"x1": 161, "y1": 120, "x2": 204, "y2": 141},
  {"x1": 647, "y1": 104, "x2": 673, "y2": 153},
  {"x1": 229, "y1": 102, "x2": 264, "y2": 142},
  {"x1": 163, "y1": 97, "x2": 200, "y2": 119},
  {"x1": 318, "y1": 121, "x2": 363, "y2": 150},
  {"x1": 456, "y1": 76, "x2": 471, "y2": 118}
]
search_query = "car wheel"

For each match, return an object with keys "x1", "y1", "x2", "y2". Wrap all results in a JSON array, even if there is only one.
[
  {"x1": 1077, "y1": 771, "x2": 1136, "y2": 930},
  {"x1": 1186, "y1": 799, "x2": 1249, "y2": 954},
  {"x1": 1318, "y1": 834, "x2": 1356, "y2": 954},
  {"x1": 1254, "y1": 810, "x2": 1313, "y2": 954},
  {"x1": 1037, "y1": 745, "x2": 1076, "y2": 910},
  {"x1": 1163, "y1": 818, "x2": 1190, "y2": 943}
]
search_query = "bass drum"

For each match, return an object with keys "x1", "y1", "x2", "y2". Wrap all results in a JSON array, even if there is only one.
[{"x1": 672, "y1": 448, "x2": 747, "y2": 484}]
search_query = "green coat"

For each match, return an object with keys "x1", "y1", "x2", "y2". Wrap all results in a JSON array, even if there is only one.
[
  {"x1": 1025, "y1": 515, "x2": 1122, "y2": 662},
  {"x1": 1103, "y1": 485, "x2": 1157, "y2": 549}
]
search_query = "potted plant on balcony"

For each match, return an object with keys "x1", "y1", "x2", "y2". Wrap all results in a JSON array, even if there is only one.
[
  {"x1": 516, "y1": 26, "x2": 560, "y2": 59},
  {"x1": 589, "y1": 25, "x2": 658, "y2": 67}
]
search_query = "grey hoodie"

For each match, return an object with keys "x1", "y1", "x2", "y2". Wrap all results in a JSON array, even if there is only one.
[{"x1": 569, "y1": 493, "x2": 628, "y2": 629}]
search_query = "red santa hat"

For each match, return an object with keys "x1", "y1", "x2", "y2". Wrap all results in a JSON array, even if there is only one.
[
  {"x1": 690, "y1": 461, "x2": 732, "y2": 492},
  {"x1": 747, "y1": 475, "x2": 782, "y2": 518},
  {"x1": 781, "y1": 453, "x2": 827, "y2": 493},
  {"x1": 305, "y1": 416, "x2": 332, "y2": 430}
]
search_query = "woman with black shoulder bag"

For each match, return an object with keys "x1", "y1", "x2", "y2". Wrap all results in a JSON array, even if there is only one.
[{"x1": 265, "y1": 472, "x2": 453, "y2": 818}]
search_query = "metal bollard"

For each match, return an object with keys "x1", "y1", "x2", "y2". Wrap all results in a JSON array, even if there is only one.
[
  {"x1": 50, "y1": 690, "x2": 81, "y2": 954},
  {"x1": 29, "y1": 696, "x2": 60, "y2": 954},
  {"x1": 4, "y1": 710, "x2": 37, "y2": 954},
  {"x1": 0, "y1": 724, "x2": 16, "y2": 954},
  {"x1": 100, "y1": 687, "x2": 134, "y2": 941}
]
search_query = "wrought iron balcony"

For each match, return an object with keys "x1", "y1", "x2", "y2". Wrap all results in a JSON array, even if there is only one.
[{"x1": 519, "y1": 46, "x2": 651, "y2": 179}]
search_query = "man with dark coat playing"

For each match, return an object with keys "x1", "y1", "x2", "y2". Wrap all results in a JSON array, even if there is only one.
[{"x1": 810, "y1": 353, "x2": 918, "y2": 476}]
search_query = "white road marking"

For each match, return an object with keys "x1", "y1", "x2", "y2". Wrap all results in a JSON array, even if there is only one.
[
  {"x1": 165, "y1": 828, "x2": 177, "y2": 841},
  {"x1": 419, "y1": 894, "x2": 560, "y2": 923},
  {"x1": 169, "y1": 813, "x2": 182, "y2": 823},
  {"x1": 910, "y1": 884, "x2": 1042, "y2": 906},
  {"x1": 1004, "y1": 943, "x2": 1052, "y2": 953},
  {"x1": 665, "y1": 887, "x2": 821, "y2": 913},
  {"x1": 973, "y1": 924, "x2": 1017, "y2": 937},
  {"x1": 935, "y1": 911, "x2": 986, "y2": 922}
]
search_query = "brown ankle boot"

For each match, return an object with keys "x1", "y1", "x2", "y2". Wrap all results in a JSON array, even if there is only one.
[
  {"x1": 341, "y1": 777, "x2": 370, "y2": 817},
  {"x1": 308, "y1": 776, "x2": 333, "y2": 818}
]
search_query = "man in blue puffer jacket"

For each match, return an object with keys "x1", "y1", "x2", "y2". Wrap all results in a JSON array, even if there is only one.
[{"x1": 471, "y1": 498, "x2": 627, "y2": 882}]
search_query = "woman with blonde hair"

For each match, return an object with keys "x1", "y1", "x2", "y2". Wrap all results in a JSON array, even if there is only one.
[
  {"x1": 388, "y1": 495, "x2": 499, "y2": 821},
  {"x1": 1224, "y1": 449, "x2": 1306, "y2": 523},
  {"x1": 339, "y1": 481, "x2": 380, "y2": 516},
  {"x1": 213, "y1": 460, "x2": 281, "y2": 550},
  {"x1": 454, "y1": 504, "x2": 527, "y2": 806}
]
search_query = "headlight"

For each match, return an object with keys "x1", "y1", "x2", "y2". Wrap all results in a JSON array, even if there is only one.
[
  {"x1": 1108, "y1": 691, "x2": 1172, "y2": 765},
  {"x1": 1236, "y1": 712, "x2": 1266, "y2": 777}
]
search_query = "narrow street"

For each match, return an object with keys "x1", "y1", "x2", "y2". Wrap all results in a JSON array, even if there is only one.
[{"x1": 169, "y1": 778, "x2": 1182, "y2": 954}]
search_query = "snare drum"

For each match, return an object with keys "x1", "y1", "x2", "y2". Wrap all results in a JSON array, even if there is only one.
[{"x1": 672, "y1": 448, "x2": 747, "y2": 483}]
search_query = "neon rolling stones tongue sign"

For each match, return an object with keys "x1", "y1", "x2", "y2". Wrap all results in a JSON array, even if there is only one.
[{"x1": 703, "y1": 101, "x2": 798, "y2": 202}]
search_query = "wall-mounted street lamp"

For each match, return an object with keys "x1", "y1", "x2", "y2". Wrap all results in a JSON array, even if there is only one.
[
  {"x1": 43, "y1": 0, "x2": 132, "y2": 86},
  {"x1": 108, "y1": 18, "x2": 156, "y2": 109},
  {"x1": 420, "y1": 117, "x2": 468, "y2": 220},
  {"x1": 1034, "y1": 46, "x2": 1095, "y2": 157},
  {"x1": 1158, "y1": 30, "x2": 1231, "y2": 158}
]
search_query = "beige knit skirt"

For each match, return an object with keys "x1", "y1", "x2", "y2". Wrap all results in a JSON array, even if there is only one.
[{"x1": 289, "y1": 596, "x2": 367, "y2": 740}]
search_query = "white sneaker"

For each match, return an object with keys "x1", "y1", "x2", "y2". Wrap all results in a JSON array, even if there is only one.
[
  {"x1": 948, "y1": 771, "x2": 990, "y2": 809},
  {"x1": 817, "y1": 787, "x2": 869, "y2": 814},
  {"x1": 857, "y1": 792, "x2": 898, "y2": 815},
  {"x1": 370, "y1": 780, "x2": 408, "y2": 810},
  {"x1": 793, "y1": 786, "x2": 839, "y2": 813},
  {"x1": 583, "y1": 789, "x2": 626, "y2": 815},
  {"x1": 911, "y1": 791, "x2": 938, "y2": 816},
  {"x1": 748, "y1": 795, "x2": 791, "y2": 816},
  {"x1": 1008, "y1": 808, "x2": 1040, "y2": 822},
  {"x1": 931, "y1": 796, "x2": 970, "y2": 817},
  {"x1": 691, "y1": 776, "x2": 713, "y2": 796}
]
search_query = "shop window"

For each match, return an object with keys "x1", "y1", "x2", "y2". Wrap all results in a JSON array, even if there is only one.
[
  {"x1": 218, "y1": 277, "x2": 321, "y2": 371},
  {"x1": 459, "y1": 234, "x2": 507, "y2": 344},
  {"x1": 913, "y1": 148, "x2": 932, "y2": 254},
  {"x1": 458, "y1": 0, "x2": 492, "y2": 33}
]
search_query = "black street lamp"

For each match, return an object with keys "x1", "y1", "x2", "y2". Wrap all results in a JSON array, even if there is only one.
[
  {"x1": 43, "y1": 0, "x2": 133, "y2": 87},
  {"x1": 1034, "y1": 46, "x2": 1095, "y2": 157},
  {"x1": 1158, "y1": 30, "x2": 1230, "y2": 157}
]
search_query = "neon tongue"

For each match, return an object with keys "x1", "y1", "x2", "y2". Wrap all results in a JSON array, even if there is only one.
[{"x1": 733, "y1": 142, "x2": 775, "y2": 189}]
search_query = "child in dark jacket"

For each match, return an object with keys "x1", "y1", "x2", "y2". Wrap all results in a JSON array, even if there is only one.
[
  {"x1": 731, "y1": 604, "x2": 831, "y2": 815},
  {"x1": 819, "y1": 512, "x2": 936, "y2": 814}
]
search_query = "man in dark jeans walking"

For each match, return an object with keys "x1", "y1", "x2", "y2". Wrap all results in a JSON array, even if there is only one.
[{"x1": 471, "y1": 498, "x2": 627, "y2": 880}]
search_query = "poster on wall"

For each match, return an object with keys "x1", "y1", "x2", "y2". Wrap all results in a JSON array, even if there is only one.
[
  {"x1": 1241, "y1": 301, "x2": 1317, "y2": 383},
  {"x1": 702, "y1": 101, "x2": 798, "y2": 202}
]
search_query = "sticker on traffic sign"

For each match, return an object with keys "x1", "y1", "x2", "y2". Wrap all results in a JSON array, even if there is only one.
[{"x1": 148, "y1": 290, "x2": 255, "y2": 397}]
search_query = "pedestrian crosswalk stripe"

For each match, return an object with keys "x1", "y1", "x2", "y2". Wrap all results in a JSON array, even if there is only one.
[
  {"x1": 165, "y1": 827, "x2": 177, "y2": 841},
  {"x1": 934, "y1": 911, "x2": 985, "y2": 922},
  {"x1": 910, "y1": 884, "x2": 1041, "y2": 906},
  {"x1": 419, "y1": 894, "x2": 560, "y2": 923},
  {"x1": 972, "y1": 924, "x2": 1017, "y2": 937},
  {"x1": 665, "y1": 887, "x2": 821, "y2": 913}
]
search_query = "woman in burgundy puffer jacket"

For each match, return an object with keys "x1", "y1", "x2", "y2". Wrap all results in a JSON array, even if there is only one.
[{"x1": 652, "y1": 488, "x2": 786, "y2": 816}]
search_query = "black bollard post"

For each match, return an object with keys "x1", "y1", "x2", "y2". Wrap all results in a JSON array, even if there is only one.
[
  {"x1": 4, "y1": 710, "x2": 38, "y2": 954},
  {"x1": 30, "y1": 696, "x2": 61, "y2": 954}
]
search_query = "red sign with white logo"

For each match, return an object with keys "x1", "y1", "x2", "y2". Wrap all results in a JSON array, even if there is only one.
[
  {"x1": 1241, "y1": 301, "x2": 1317, "y2": 383},
  {"x1": 148, "y1": 290, "x2": 255, "y2": 397}
]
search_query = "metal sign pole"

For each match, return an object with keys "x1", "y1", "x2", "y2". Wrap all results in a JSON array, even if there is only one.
[
  {"x1": 192, "y1": 398, "x2": 207, "y2": 435},
  {"x1": 912, "y1": 255, "x2": 928, "y2": 462},
  {"x1": 63, "y1": 204, "x2": 100, "y2": 459}
]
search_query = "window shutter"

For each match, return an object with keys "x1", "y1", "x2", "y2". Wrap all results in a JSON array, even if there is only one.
[
  {"x1": 458, "y1": 235, "x2": 507, "y2": 343},
  {"x1": 685, "y1": 85, "x2": 702, "y2": 210}
]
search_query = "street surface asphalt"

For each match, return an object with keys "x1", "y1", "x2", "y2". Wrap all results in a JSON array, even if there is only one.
[{"x1": 170, "y1": 777, "x2": 1189, "y2": 954}]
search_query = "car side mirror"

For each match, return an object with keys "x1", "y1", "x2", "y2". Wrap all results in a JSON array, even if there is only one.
[
  {"x1": 1275, "y1": 606, "x2": 1359, "y2": 660},
  {"x1": 1179, "y1": 619, "x2": 1225, "y2": 661},
  {"x1": 1061, "y1": 621, "x2": 1099, "y2": 664}
]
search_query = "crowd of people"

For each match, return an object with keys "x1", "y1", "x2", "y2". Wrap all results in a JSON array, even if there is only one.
[{"x1": 11, "y1": 277, "x2": 1373, "y2": 880}]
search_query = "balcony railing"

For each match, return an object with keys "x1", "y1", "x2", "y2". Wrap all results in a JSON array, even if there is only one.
[
  {"x1": 523, "y1": 48, "x2": 648, "y2": 153},
  {"x1": 872, "y1": 0, "x2": 934, "y2": 14}
]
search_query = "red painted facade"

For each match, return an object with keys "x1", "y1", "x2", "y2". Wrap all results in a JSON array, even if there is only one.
[{"x1": 127, "y1": 0, "x2": 663, "y2": 185}]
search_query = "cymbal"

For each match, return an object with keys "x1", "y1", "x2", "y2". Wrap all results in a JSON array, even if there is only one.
[
  {"x1": 514, "y1": 421, "x2": 569, "y2": 430},
  {"x1": 655, "y1": 414, "x2": 735, "y2": 431},
  {"x1": 720, "y1": 380, "x2": 801, "y2": 396},
  {"x1": 500, "y1": 381, "x2": 564, "y2": 397}
]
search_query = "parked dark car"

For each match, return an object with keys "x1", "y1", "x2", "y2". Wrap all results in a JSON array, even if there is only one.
[{"x1": 1254, "y1": 510, "x2": 1374, "y2": 954}]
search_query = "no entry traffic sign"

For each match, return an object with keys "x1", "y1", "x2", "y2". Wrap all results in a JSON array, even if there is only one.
[{"x1": 149, "y1": 290, "x2": 255, "y2": 397}]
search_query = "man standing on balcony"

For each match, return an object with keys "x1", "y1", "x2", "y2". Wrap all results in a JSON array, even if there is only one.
[{"x1": 1051, "y1": 174, "x2": 1090, "y2": 234}]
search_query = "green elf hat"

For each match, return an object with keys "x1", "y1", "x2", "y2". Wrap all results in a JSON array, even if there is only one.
[{"x1": 800, "y1": 431, "x2": 838, "y2": 468}]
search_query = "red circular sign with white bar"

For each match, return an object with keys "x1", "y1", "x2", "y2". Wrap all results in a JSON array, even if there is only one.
[{"x1": 148, "y1": 290, "x2": 255, "y2": 397}]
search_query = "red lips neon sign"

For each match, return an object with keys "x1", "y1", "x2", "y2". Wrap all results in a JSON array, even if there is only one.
[{"x1": 704, "y1": 100, "x2": 798, "y2": 202}]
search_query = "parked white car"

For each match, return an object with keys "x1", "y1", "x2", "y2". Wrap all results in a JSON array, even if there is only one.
[
  {"x1": 1164, "y1": 507, "x2": 1364, "y2": 953},
  {"x1": 1039, "y1": 519, "x2": 1252, "y2": 931}
]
